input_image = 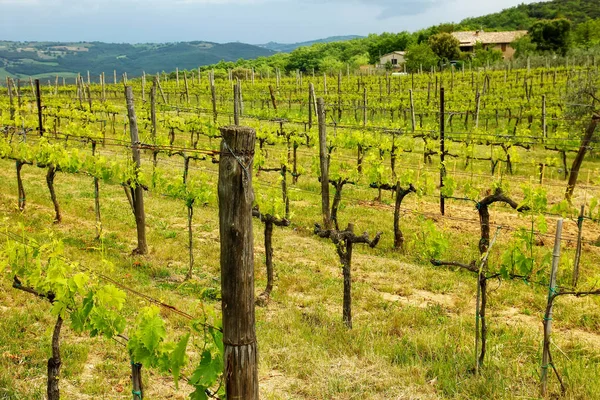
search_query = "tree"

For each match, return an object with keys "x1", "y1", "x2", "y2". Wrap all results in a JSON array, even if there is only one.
[
  {"x1": 529, "y1": 19, "x2": 572, "y2": 56},
  {"x1": 573, "y1": 19, "x2": 600, "y2": 49},
  {"x1": 428, "y1": 33, "x2": 461, "y2": 61},
  {"x1": 471, "y1": 42, "x2": 503, "y2": 67},
  {"x1": 511, "y1": 35, "x2": 537, "y2": 58},
  {"x1": 405, "y1": 42, "x2": 439, "y2": 72}
]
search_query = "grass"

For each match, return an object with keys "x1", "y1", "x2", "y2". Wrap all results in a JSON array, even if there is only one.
[{"x1": 0, "y1": 108, "x2": 600, "y2": 399}]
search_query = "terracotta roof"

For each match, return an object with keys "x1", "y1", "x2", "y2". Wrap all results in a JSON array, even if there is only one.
[{"x1": 451, "y1": 31, "x2": 527, "y2": 46}]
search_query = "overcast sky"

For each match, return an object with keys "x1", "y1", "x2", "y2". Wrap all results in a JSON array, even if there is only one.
[{"x1": 0, "y1": 0, "x2": 541, "y2": 44}]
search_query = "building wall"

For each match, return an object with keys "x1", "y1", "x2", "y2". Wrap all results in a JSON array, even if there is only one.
[
  {"x1": 460, "y1": 43, "x2": 518, "y2": 60},
  {"x1": 379, "y1": 53, "x2": 405, "y2": 67}
]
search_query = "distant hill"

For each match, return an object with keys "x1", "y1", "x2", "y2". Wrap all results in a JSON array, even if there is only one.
[
  {"x1": 460, "y1": 0, "x2": 600, "y2": 30},
  {"x1": 258, "y1": 36, "x2": 364, "y2": 53},
  {"x1": 0, "y1": 41, "x2": 276, "y2": 80}
]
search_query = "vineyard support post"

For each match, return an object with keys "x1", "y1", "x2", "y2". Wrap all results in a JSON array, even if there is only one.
[
  {"x1": 308, "y1": 83, "x2": 313, "y2": 129},
  {"x1": 542, "y1": 95, "x2": 547, "y2": 143},
  {"x1": 184, "y1": 71, "x2": 190, "y2": 103},
  {"x1": 210, "y1": 78, "x2": 218, "y2": 124},
  {"x1": 141, "y1": 71, "x2": 146, "y2": 102},
  {"x1": 440, "y1": 87, "x2": 445, "y2": 216},
  {"x1": 218, "y1": 125, "x2": 259, "y2": 400},
  {"x1": 151, "y1": 79, "x2": 157, "y2": 144},
  {"x1": 125, "y1": 86, "x2": 148, "y2": 255},
  {"x1": 92, "y1": 142, "x2": 102, "y2": 239},
  {"x1": 409, "y1": 89, "x2": 416, "y2": 132},
  {"x1": 35, "y1": 79, "x2": 44, "y2": 136},
  {"x1": 541, "y1": 219, "x2": 563, "y2": 397},
  {"x1": 16, "y1": 79, "x2": 22, "y2": 110},
  {"x1": 47, "y1": 316, "x2": 63, "y2": 400},
  {"x1": 234, "y1": 82, "x2": 240, "y2": 125},
  {"x1": 317, "y1": 97, "x2": 332, "y2": 229},
  {"x1": 572, "y1": 205, "x2": 584, "y2": 287},
  {"x1": 131, "y1": 362, "x2": 143, "y2": 400},
  {"x1": 7, "y1": 78, "x2": 15, "y2": 121}
]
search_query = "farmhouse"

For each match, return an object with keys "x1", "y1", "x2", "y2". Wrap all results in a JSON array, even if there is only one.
[
  {"x1": 451, "y1": 30, "x2": 527, "y2": 59},
  {"x1": 379, "y1": 51, "x2": 406, "y2": 68}
]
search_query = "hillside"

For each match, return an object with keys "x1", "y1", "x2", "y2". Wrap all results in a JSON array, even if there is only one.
[
  {"x1": 0, "y1": 41, "x2": 275, "y2": 80},
  {"x1": 258, "y1": 35, "x2": 364, "y2": 53},
  {"x1": 461, "y1": 0, "x2": 600, "y2": 30}
]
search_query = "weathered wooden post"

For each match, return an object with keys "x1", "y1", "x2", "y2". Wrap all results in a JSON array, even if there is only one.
[
  {"x1": 541, "y1": 219, "x2": 563, "y2": 397},
  {"x1": 572, "y1": 205, "x2": 584, "y2": 287},
  {"x1": 7, "y1": 78, "x2": 15, "y2": 121},
  {"x1": 125, "y1": 86, "x2": 148, "y2": 255},
  {"x1": 131, "y1": 361, "x2": 143, "y2": 400},
  {"x1": 440, "y1": 87, "x2": 446, "y2": 216},
  {"x1": 218, "y1": 125, "x2": 259, "y2": 399},
  {"x1": 317, "y1": 98, "x2": 331, "y2": 229},
  {"x1": 409, "y1": 89, "x2": 416, "y2": 132},
  {"x1": 35, "y1": 79, "x2": 44, "y2": 135}
]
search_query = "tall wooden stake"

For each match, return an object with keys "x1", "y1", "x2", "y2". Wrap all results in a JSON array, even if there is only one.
[
  {"x1": 35, "y1": 79, "x2": 44, "y2": 136},
  {"x1": 541, "y1": 219, "x2": 563, "y2": 397},
  {"x1": 440, "y1": 87, "x2": 446, "y2": 215},
  {"x1": 125, "y1": 86, "x2": 148, "y2": 255},
  {"x1": 572, "y1": 205, "x2": 584, "y2": 287},
  {"x1": 317, "y1": 98, "x2": 331, "y2": 229},
  {"x1": 218, "y1": 125, "x2": 259, "y2": 399}
]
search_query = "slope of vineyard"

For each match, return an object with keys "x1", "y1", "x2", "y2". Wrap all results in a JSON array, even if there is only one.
[{"x1": 0, "y1": 61, "x2": 600, "y2": 399}]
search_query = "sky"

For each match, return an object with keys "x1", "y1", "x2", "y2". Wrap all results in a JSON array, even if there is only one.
[{"x1": 0, "y1": 0, "x2": 541, "y2": 44}]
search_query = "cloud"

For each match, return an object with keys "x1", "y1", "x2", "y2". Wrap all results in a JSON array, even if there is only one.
[{"x1": 315, "y1": 0, "x2": 448, "y2": 18}]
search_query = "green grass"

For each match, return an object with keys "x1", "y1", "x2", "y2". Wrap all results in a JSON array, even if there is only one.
[
  {"x1": 0, "y1": 105, "x2": 600, "y2": 399},
  {"x1": 0, "y1": 155, "x2": 599, "y2": 399}
]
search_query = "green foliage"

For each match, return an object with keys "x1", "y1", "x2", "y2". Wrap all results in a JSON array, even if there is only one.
[
  {"x1": 428, "y1": 33, "x2": 461, "y2": 61},
  {"x1": 530, "y1": 19, "x2": 572, "y2": 56},
  {"x1": 573, "y1": 19, "x2": 600, "y2": 48},
  {"x1": 405, "y1": 43, "x2": 439, "y2": 72},
  {"x1": 511, "y1": 35, "x2": 538, "y2": 58},
  {"x1": 470, "y1": 43, "x2": 504, "y2": 67}
]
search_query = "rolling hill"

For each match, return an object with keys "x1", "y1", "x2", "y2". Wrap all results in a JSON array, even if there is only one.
[
  {"x1": 0, "y1": 41, "x2": 276, "y2": 81},
  {"x1": 257, "y1": 35, "x2": 364, "y2": 53}
]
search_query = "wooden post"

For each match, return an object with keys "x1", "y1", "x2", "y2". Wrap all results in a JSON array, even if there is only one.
[
  {"x1": 141, "y1": 71, "x2": 146, "y2": 102},
  {"x1": 317, "y1": 98, "x2": 331, "y2": 229},
  {"x1": 125, "y1": 86, "x2": 148, "y2": 255},
  {"x1": 16, "y1": 78, "x2": 22, "y2": 110},
  {"x1": 184, "y1": 71, "x2": 190, "y2": 103},
  {"x1": 308, "y1": 84, "x2": 314, "y2": 129},
  {"x1": 7, "y1": 78, "x2": 15, "y2": 121},
  {"x1": 542, "y1": 95, "x2": 547, "y2": 142},
  {"x1": 573, "y1": 206, "x2": 584, "y2": 287},
  {"x1": 440, "y1": 87, "x2": 445, "y2": 216},
  {"x1": 211, "y1": 78, "x2": 218, "y2": 124},
  {"x1": 101, "y1": 72, "x2": 106, "y2": 102},
  {"x1": 363, "y1": 86, "x2": 367, "y2": 126},
  {"x1": 35, "y1": 79, "x2": 44, "y2": 136},
  {"x1": 268, "y1": 85, "x2": 277, "y2": 110},
  {"x1": 409, "y1": 89, "x2": 416, "y2": 132},
  {"x1": 475, "y1": 91, "x2": 481, "y2": 129},
  {"x1": 151, "y1": 79, "x2": 157, "y2": 144},
  {"x1": 541, "y1": 219, "x2": 563, "y2": 397},
  {"x1": 114, "y1": 70, "x2": 117, "y2": 84},
  {"x1": 155, "y1": 74, "x2": 167, "y2": 103},
  {"x1": 218, "y1": 125, "x2": 259, "y2": 400},
  {"x1": 233, "y1": 82, "x2": 240, "y2": 125},
  {"x1": 131, "y1": 361, "x2": 143, "y2": 400}
]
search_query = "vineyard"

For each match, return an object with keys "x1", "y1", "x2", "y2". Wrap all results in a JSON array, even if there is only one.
[{"x1": 1, "y1": 63, "x2": 600, "y2": 399}]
